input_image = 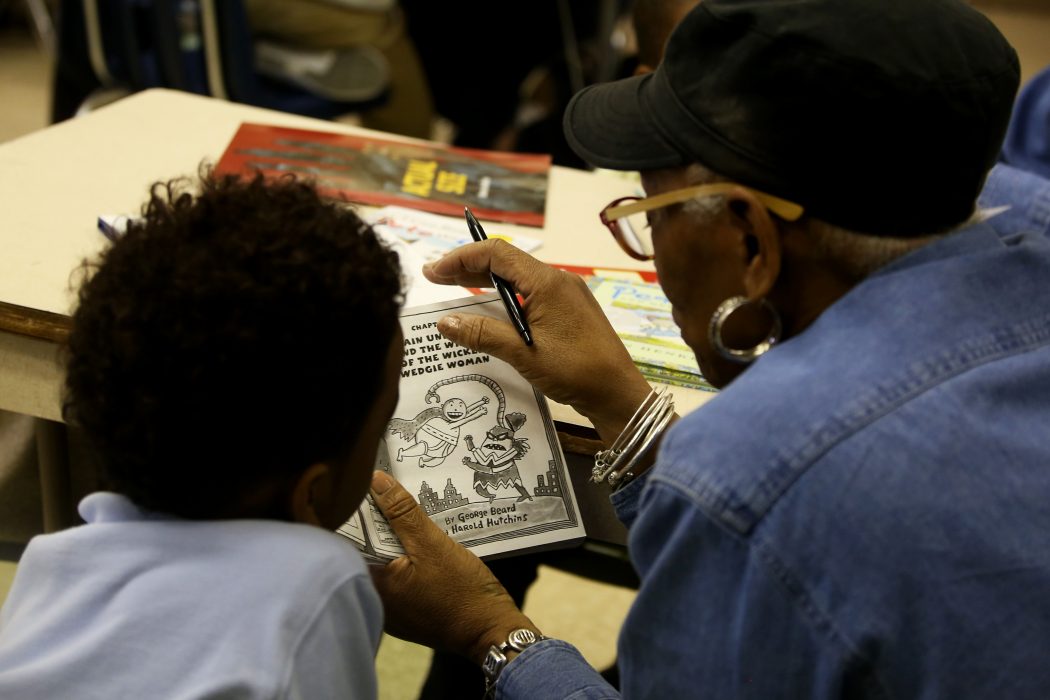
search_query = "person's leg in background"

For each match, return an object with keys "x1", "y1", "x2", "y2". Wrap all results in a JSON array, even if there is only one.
[
  {"x1": 50, "y1": 0, "x2": 102, "y2": 123},
  {"x1": 0, "y1": 412, "x2": 43, "y2": 544},
  {"x1": 399, "y1": 0, "x2": 628, "y2": 164},
  {"x1": 244, "y1": 0, "x2": 435, "y2": 139},
  {"x1": 0, "y1": 410, "x2": 99, "y2": 542},
  {"x1": 399, "y1": 0, "x2": 566, "y2": 151},
  {"x1": 355, "y1": 23, "x2": 433, "y2": 140}
]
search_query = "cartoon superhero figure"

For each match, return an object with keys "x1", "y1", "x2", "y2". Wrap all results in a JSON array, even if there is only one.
[
  {"x1": 390, "y1": 396, "x2": 488, "y2": 468},
  {"x1": 462, "y1": 412, "x2": 532, "y2": 503}
]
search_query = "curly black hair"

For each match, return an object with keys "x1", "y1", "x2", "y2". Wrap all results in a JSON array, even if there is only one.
[{"x1": 64, "y1": 170, "x2": 404, "y2": 519}]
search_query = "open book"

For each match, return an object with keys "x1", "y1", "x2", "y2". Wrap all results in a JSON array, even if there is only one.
[{"x1": 339, "y1": 294, "x2": 585, "y2": 561}]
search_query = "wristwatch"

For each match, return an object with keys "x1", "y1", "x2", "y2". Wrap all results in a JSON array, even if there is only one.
[{"x1": 482, "y1": 628, "x2": 547, "y2": 695}]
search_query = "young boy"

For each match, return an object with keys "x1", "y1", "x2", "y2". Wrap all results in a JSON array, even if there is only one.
[{"x1": 0, "y1": 171, "x2": 404, "y2": 698}]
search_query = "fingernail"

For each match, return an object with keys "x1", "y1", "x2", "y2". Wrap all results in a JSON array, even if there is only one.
[
  {"x1": 371, "y1": 470, "x2": 394, "y2": 494},
  {"x1": 438, "y1": 315, "x2": 461, "y2": 334},
  {"x1": 423, "y1": 254, "x2": 448, "y2": 274}
]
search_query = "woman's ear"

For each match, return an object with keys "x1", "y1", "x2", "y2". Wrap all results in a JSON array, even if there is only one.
[
  {"x1": 727, "y1": 186, "x2": 783, "y2": 299},
  {"x1": 290, "y1": 462, "x2": 331, "y2": 526}
]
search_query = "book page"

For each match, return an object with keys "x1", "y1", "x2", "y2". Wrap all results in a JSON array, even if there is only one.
[
  {"x1": 368, "y1": 205, "x2": 543, "y2": 260},
  {"x1": 369, "y1": 224, "x2": 467, "y2": 308},
  {"x1": 342, "y1": 294, "x2": 585, "y2": 560},
  {"x1": 367, "y1": 206, "x2": 543, "y2": 308}
]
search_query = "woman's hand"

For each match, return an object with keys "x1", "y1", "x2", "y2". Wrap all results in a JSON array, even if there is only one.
[
  {"x1": 423, "y1": 240, "x2": 652, "y2": 442},
  {"x1": 368, "y1": 471, "x2": 538, "y2": 664}
]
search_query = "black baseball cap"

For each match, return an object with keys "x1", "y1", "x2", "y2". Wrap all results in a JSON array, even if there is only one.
[{"x1": 563, "y1": 0, "x2": 1020, "y2": 235}]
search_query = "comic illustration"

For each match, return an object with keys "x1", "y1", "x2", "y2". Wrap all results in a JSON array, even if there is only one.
[
  {"x1": 389, "y1": 389, "x2": 489, "y2": 468},
  {"x1": 463, "y1": 411, "x2": 532, "y2": 503},
  {"x1": 339, "y1": 294, "x2": 585, "y2": 561}
]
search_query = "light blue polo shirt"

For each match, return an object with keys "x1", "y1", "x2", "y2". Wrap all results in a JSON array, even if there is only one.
[{"x1": 0, "y1": 492, "x2": 382, "y2": 698}]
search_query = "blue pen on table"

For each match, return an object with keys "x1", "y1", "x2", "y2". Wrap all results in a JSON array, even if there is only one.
[
  {"x1": 463, "y1": 207, "x2": 534, "y2": 346},
  {"x1": 97, "y1": 217, "x2": 121, "y2": 242},
  {"x1": 97, "y1": 215, "x2": 133, "y2": 242}
]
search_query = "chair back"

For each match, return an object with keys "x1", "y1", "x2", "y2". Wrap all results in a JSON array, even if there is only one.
[
  {"x1": 71, "y1": 0, "x2": 382, "y2": 119},
  {"x1": 82, "y1": 0, "x2": 162, "y2": 91},
  {"x1": 149, "y1": 0, "x2": 210, "y2": 94}
]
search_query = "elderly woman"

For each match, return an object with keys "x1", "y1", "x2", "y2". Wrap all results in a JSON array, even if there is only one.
[{"x1": 369, "y1": 1, "x2": 1050, "y2": 698}]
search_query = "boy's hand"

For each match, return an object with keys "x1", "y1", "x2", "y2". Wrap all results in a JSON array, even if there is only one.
[{"x1": 368, "y1": 471, "x2": 538, "y2": 664}]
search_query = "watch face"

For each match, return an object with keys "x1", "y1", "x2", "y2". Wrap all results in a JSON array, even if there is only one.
[{"x1": 506, "y1": 628, "x2": 539, "y2": 651}]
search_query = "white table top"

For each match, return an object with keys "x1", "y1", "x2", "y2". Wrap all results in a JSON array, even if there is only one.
[{"x1": 0, "y1": 89, "x2": 713, "y2": 422}]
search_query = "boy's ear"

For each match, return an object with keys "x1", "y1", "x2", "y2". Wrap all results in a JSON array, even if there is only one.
[{"x1": 290, "y1": 462, "x2": 331, "y2": 526}]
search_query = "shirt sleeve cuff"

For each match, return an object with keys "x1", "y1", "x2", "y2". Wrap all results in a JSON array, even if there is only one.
[
  {"x1": 609, "y1": 469, "x2": 651, "y2": 528},
  {"x1": 497, "y1": 639, "x2": 619, "y2": 699}
]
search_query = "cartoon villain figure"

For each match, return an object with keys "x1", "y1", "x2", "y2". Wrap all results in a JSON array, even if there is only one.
[
  {"x1": 463, "y1": 412, "x2": 532, "y2": 503},
  {"x1": 391, "y1": 396, "x2": 488, "y2": 467}
]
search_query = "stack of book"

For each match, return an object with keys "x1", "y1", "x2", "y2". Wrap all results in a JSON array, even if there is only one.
[{"x1": 579, "y1": 271, "x2": 714, "y2": 393}]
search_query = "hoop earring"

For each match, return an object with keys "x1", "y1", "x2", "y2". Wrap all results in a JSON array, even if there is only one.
[{"x1": 708, "y1": 296, "x2": 783, "y2": 363}]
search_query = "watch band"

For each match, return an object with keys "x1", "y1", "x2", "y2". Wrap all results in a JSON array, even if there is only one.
[{"x1": 482, "y1": 628, "x2": 547, "y2": 696}]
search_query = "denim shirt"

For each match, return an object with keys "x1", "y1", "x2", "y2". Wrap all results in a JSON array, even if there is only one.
[
  {"x1": 497, "y1": 223, "x2": 1050, "y2": 699},
  {"x1": 979, "y1": 163, "x2": 1050, "y2": 238},
  {"x1": 1000, "y1": 64, "x2": 1050, "y2": 181}
]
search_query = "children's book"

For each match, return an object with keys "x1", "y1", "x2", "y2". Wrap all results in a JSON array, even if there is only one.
[
  {"x1": 214, "y1": 122, "x2": 552, "y2": 227},
  {"x1": 339, "y1": 294, "x2": 585, "y2": 561},
  {"x1": 585, "y1": 276, "x2": 715, "y2": 392}
]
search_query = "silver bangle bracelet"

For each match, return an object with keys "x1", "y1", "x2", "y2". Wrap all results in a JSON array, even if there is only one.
[
  {"x1": 608, "y1": 397, "x2": 675, "y2": 489},
  {"x1": 592, "y1": 387, "x2": 661, "y2": 483},
  {"x1": 592, "y1": 386, "x2": 675, "y2": 489}
]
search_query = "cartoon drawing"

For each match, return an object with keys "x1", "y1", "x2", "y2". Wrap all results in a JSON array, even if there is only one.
[
  {"x1": 390, "y1": 373, "x2": 519, "y2": 468},
  {"x1": 390, "y1": 396, "x2": 488, "y2": 467},
  {"x1": 417, "y1": 478, "x2": 469, "y2": 516},
  {"x1": 463, "y1": 412, "x2": 533, "y2": 503}
]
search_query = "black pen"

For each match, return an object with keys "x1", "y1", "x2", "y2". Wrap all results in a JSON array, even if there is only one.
[{"x1": 464, "y1": 207, "x2": 534, "y2": 346}]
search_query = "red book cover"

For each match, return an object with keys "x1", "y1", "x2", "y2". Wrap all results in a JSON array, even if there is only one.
[{"x1": 214, "y1": 122, "x2": 551, "y2": 227}]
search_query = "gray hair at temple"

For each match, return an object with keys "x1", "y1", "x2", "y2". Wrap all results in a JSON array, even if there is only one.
[{"x1": 680, "y1": 164, "x2": 949, "y2": 282}]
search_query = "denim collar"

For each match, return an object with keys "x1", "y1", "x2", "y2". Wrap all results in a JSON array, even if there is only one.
[{"x1": 874, "y1": 220, "x2": 1008, "y2": 278}]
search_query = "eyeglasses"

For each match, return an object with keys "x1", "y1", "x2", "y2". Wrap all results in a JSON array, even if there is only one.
[{"x1": 599, "y1": 182, "x2": 805, "y2": 261}]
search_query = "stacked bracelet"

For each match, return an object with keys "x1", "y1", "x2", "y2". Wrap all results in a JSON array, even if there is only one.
[{"x1": 592, "y1": 386, "x2": 675, "y2": 490}]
